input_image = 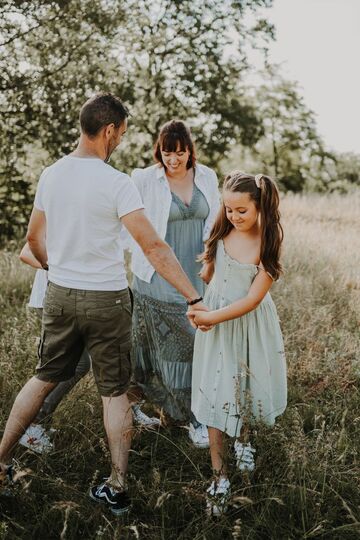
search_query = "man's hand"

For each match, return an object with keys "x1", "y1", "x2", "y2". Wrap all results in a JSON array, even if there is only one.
[{"x1": 186, "y1": 301, "x2": 208, "y2": 328}]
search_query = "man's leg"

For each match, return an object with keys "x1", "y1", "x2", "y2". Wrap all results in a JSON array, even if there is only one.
[
  {"x1": 101, "y1": 393, "x2": 133, "y2": 490},
  {"x1": 0, "y1": 377, "x2": 56, "y2": 465},
  {"x1": 35, "y1": 349, "x2": 91, "y2": 426}
]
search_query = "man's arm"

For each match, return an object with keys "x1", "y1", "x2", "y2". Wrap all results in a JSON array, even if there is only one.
[
  {"x1": 26, "y1": 208, "x2": 48, "y2": 268},
  {"x1": 121, "y1": 209, "x2": 203, "y2": 304},
  {"x1": 19, "y1": 242, "x2": 43, "y2": 269}
]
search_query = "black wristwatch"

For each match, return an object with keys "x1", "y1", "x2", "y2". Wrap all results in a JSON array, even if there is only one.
[{"x1": 186, "y1": 296, "x2": 203, "y2": 306}]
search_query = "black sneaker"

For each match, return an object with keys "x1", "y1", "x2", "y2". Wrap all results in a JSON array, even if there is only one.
[
  {"x1": 0, "y1": 464, "x2": 14, "y2": 497},
  {"x1": 89, "y1": 481, "x2": 131, "y2": 516}
]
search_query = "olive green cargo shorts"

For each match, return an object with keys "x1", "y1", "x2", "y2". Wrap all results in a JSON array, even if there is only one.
[{"x1": 35, "y1": 282, "x2": 132, "y2": 397}]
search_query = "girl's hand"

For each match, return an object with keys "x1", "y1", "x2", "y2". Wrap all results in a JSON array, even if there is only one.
[{"x1": 192, "y1": 310, "x2": 216, "y2": 328}]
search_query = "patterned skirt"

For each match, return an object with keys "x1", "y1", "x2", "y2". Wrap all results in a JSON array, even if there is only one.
[{"x1": 132, "y1": 289, "x2": 195, "y2": 421}]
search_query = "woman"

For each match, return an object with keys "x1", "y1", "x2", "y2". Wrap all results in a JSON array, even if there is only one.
[{"x1": 130, "y1": 120, "x2": 220, "y2": 447}]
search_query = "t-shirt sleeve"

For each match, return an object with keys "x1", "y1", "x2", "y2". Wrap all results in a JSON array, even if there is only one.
[
  {"x1": 116, "y1": 174, "x2": 144, "y2": 219},
  {"x1": 33, "y1": 170, "x2": 47, "y2": 211}
]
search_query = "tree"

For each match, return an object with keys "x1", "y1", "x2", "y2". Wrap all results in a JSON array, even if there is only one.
[
  {"x1": 0, "y1": 0, "x2": 127, "y2": 244},
  {"x1": 248, "y1": 65, "x2": 331, "y2": 192},
  {"x1": 112, "y1": 0, "x2": 274, "y2": 171},
  {"x1": 332, "y1": 152, "x2": 360, "y2": 190},
  {"x1": 0, "y1": 0, "x2": 274, "y2": 244}
]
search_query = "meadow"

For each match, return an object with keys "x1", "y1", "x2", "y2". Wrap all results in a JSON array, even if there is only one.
[{"x1": 0, "y1": 192, "x2": 359, "y2": 540}]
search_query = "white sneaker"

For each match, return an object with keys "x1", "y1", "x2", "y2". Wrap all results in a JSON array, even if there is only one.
[
  {"x1": 188, "y1": 423, "x2": 209, "y2": 448},
  {"x1": 234, "y1": 441, "x2": 256, "y2": 472},
  {"x1": 132, "y1": 404, "x2": 161, "y2": 427},
  {"x1": 19, "y1": 424, "x2": 53, "y2": 454},
  {"x1": 206, "y1": 477, "x2": 231, "y2": 516}
]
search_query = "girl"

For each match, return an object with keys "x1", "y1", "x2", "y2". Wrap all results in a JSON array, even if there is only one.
[{"x1": 190, "y1": 171, "x2": 287, "y2": 515}]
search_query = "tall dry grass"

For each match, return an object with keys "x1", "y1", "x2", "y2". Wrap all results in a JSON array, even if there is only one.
[{"x1": 0, "y1": 192, "x2": 359, "y2": 539}]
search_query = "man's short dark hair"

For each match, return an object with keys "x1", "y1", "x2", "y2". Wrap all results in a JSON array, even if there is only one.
[{"x1": 79, "y1": 93, "x2": 129, "y2": 137}]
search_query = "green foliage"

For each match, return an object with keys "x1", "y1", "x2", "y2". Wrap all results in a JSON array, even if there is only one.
[
  {"x1": 220, "y1": 65, "x2": 360, "y2": 194},
  {"x1": 0, "y1": 0, "x2": 273, "y2": 244},
  {"x1": 328, "y1": 152, "x2": 360, "y2": 192},
  {"x1": 0, "y1": 0, "x2": 128, "y2": 245},
  {"x1": 247, "y1": 65, "x2": 334, "y2": 192}
]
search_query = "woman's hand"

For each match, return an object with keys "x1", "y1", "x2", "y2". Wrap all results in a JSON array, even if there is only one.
[{"x1": 198, "y1": 261, "x2": 214, "y2": 284}]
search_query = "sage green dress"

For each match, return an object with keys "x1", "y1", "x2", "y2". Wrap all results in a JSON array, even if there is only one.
[{"x1": 191, "y1": 240, "x2": 287, "y2": 437}]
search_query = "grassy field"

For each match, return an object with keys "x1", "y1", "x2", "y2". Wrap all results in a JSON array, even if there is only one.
[{"x1": 0, "y1": 193, "x2": 359, "y2": 540}]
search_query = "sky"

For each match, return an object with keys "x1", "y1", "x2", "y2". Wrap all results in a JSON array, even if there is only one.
[{"x1": 260, "y1": 0, "x2": 360, "y2": 154}]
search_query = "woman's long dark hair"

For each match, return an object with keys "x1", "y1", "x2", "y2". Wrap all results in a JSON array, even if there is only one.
[{"x1": 202, "y1": 171, "x2": 284, "y2": 281}]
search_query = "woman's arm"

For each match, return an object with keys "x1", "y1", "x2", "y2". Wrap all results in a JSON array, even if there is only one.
[
  {"x1": 191, "y1": 268, "x2": 273, "y2": 326},
  {"x1": 19, "y1": 242, "x2": 43, "y2": 269}
]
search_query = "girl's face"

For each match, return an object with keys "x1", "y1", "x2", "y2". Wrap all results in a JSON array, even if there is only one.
[
  {"x1": 223, "y1": 190, "x2": 259, "y2": 231},
  {"x1": 161, "y1": 143, "x2": 190, "y2": 174}
]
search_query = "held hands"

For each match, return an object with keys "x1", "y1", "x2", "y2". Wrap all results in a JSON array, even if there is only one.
[{"x1": 186, "y1": 302, "x2": 215, "y2": 332}]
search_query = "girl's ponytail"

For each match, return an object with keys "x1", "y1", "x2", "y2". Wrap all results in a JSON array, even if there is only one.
[{"x1": 257, "y1": 175, "x2": 283, "y2": 281}]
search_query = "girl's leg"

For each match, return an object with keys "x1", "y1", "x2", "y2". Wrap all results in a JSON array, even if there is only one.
[
  {"x1": 208, "y1": 427, "x2": 227, "y2": 477},
  {"x1": 34, "y1": 349, "x2": 91, "y2": 425},
  {"x1": 238, "y1": 423, "x2": 249, "y2": 443},
  {"x1": 207, "y1": 427, "x2": 231, "y2": 515}
]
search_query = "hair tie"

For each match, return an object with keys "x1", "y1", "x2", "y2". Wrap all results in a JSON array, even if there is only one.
[{"x1": 255, "y1": 174, "x2": 263, "y2": 189}]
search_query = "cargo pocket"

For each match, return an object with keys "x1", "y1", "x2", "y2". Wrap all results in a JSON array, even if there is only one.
[{"x1": 43, "y1": 303, "x2": 63, "y2": 318}]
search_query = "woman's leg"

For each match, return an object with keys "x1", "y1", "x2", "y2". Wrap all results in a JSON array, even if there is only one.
[{"x1": 34, "y1": 349, "x2": 91, "y2": 425}]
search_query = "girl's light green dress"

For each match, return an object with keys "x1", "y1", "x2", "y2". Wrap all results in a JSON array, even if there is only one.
[{"x1": 191, "y1": 240, "x2": 287, "y2": 437}]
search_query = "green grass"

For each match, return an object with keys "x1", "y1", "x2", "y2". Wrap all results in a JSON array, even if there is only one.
[{"x1": 1, "y1": 193, "x2": 359, "y2": 539}]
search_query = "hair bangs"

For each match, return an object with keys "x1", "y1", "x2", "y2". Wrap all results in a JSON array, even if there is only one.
[{"x1": 160, "y1": 131, "x2": 188, "y2": 153}]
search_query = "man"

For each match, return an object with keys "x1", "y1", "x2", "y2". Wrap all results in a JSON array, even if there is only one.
[{"x1": 0, "y1": 93, "x2": 206, "y2": 515}]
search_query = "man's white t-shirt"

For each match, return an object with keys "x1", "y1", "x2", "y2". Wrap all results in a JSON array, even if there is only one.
[{"x1": 34, "y1": 156, "x2": 144, "y2": 290}]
